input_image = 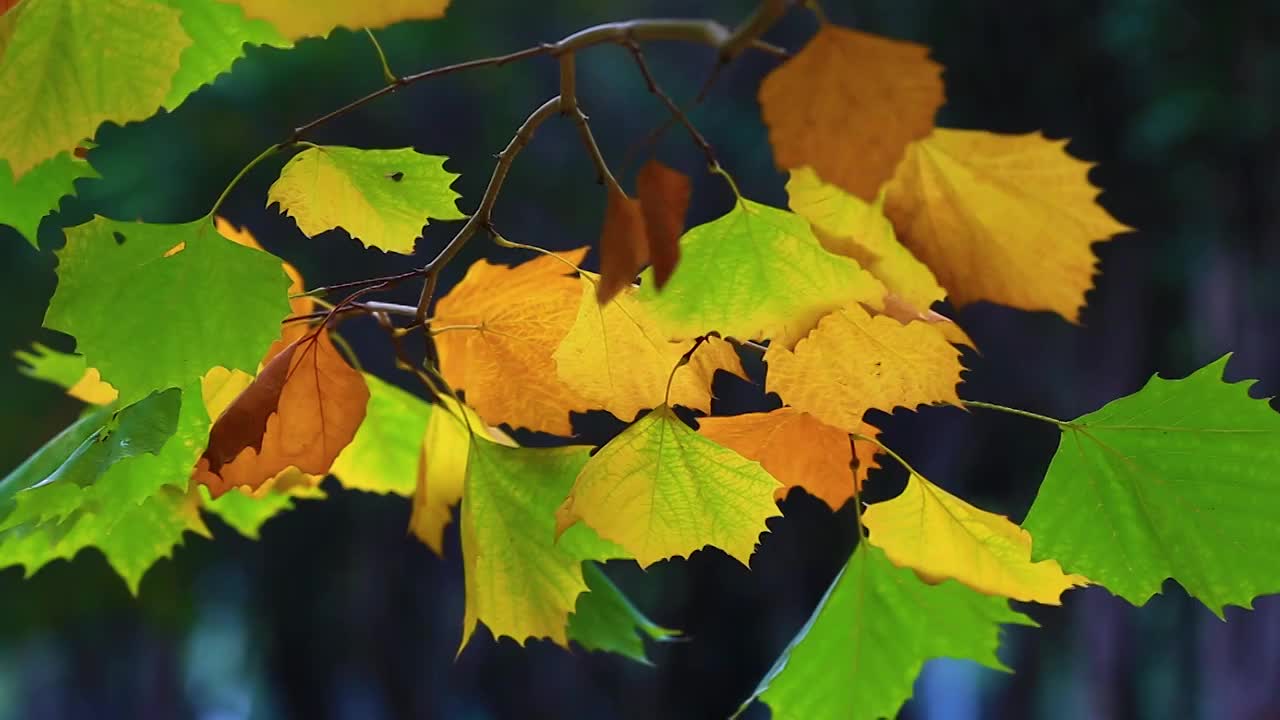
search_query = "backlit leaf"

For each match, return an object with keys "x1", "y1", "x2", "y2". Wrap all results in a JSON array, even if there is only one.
[
  {"x1": 567, "y1": 562, "x2": 679, "y2": 664},
  {"x1": 201, "y1": 478, "x2": 323, "y2": 540},
  {"x1": 193, "y1": 330, "x2": 369, "y2": 497},
  {"x1": 227, "y1": 0, "x2": 450, "y2": 40},
  {"x1": 884, "y1": 130, "x2": 1133, "y2": 322},
  {"x1": 765, "y1": 304, "x2": 963, "y2": 432},
  {"x1": 1023, "y1": 355, "x2": 1280, "y2": 616},
  {"x1": 45, "y1": 217, "x2": 292, "y2": 405},
  {"x1": 635, "y1": 159, "x2": 690, "y2": 291},
  {"x1": 460, "y1": 439, "x2": 626, "y2": 650},
  {"x1": 0, "y1": 152, "x2": 98, "y2": 248},
  {"x1": 162, "y1": 0, "x2": 291, "y2": 110},
  {"x1": 557, "y1": 405, "x2": 781, "y2": 567},
  {"x1": 0, "y1": 0, "x2": 189, "y2": 177},
  {"x1": 697, "y1": 408, "x2": 880, "y2": 510},
  {"x1": 741, "y1": 543, "x2": 1034, "y2": 720},
  {"x1": 634, "y1": 200, "x2": 885, "y2": 347},
  {"x1": 759, "y1": 26, "x2": 943, "y2": 200},
  {"x1": 330, "y1": 373, "x2": 431, "y2": 496},
  {"x1": 595, "y1": 185, "x2": 648, "y2": 304},
  {"x1": 433, "y1": 248, "x2": 593, "y2": 435},
  {"x1": 554, "y1": 275, "x2": 746, "y2": 422},
  {"x1": 864, "y1": 474, "x2": 1086, "y2": 604},
  {"x1": 15, "y1": 343, "x2": 117, "y2": 405},
  {"x1": 268, "y1": 145, "x2": 464, "y2": 254}
]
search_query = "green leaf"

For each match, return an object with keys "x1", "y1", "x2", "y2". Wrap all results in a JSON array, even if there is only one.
[
  {"x1": 201, "y1": 481, "x2": 323, "y2": 540},
  {"x1": 45, "y1": 217, "x2": 292, "y2": 405},
  {"x1": 1022, "y1": 354, "x2": 1280, "y2": 616},
  {"x1": 15, "y1": 342, "x2": 92, "y2": 391},
  {"x1": 634, "y1": 199, "x2": 885, "y2": 346},
  {"x1": 0, "y1": 384, "x2": 213, "y2": 593},
  {"x1": 557, "y1": 405, "x2": 781, "y2": 568},
  {"x1": 268, "y1": 145, "x2": 465, "y2": 254},
  {"x1": 0, "y1": 0, "x2": 190, "y2": 177},
  {"x1": 330, "y1": 372, "x2": 431, "y2": 496},
  {"x1": 161, "y1": 0, "x2": 292, "y2": 111},
  {"x1": 0, "y1": 152, "x2": 98, "y2": 248},
  {"x1": 567, "y1": 562, "x2": 679, "y2": 664},
  {"x1": 460, "y1": 439, "x2": 627, "y2": 651},
  {"x1": 740, "y1": 543, "x2": 1034, "y2": 720}
]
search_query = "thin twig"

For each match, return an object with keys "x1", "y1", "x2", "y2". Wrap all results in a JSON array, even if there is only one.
[{"x1": 623, "y1": 40, "x2": 718, "y2": 169}]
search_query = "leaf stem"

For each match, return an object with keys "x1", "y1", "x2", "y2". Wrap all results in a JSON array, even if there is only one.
[
  {"x1": 960, "y1": 399, "x2": 1069, "y2": 428},
  {"x1": 850, "y1": 432, "x2": 926, "y2": 482},
  {"x1": 207, "y1": 143, "x2": 283, "y2": 217},
  {"x1": 363, "y1": 28, "x2": 398, "y2": 85},
  {"x1": 664, "y1": 335, "x2": 711, "y2": 405}
]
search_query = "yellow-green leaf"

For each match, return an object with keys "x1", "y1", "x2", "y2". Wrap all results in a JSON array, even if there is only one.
[{"x1": 227, "y1": 0, "x2": 450, "y2": 40}]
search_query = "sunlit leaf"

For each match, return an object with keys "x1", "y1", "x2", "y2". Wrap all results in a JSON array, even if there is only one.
[
  {"x1": 227, "y1": 0, "x2": 450, "y2": 40},
  {"x1": 330, "y1": 372, "x2": 431, "y2": 496},
  {"x1": 15, "y1": 343, "x2": 117, "y2": 405},
  {"x1": 0, "y1": 152, "x2": 98, "y2": 248},
  {"x1": 567, "y1": 562, "x2": 679, "y2": 664},
  {"x1": 162, "y1": 0, "x2": 291, "y2": 110}
]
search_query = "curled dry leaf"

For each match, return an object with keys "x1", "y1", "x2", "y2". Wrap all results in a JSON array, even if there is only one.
[
  {"x1": 595, "y1": 159, "x2": 691, "y2": 304},
  {"x1": 596, "y1": 185, "x2": 648, "y2": 304},
  {"x1": 193, "y1": 330, "x2": 369, "y2": 497}
]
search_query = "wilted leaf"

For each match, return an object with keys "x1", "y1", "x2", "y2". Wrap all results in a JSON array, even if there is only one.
[
  {"x1": 460, "y1": 439, "x2": 626, "y2": 650},
  {"x1": 433, "y1": 248, "x2": 593, "y2": 435},
  {"x1": 0, "y1": 0, "x2": 189, "y2": 177},
  {"x1": 0, "y1": 152, "x2": 98, "y2": 248},
  {"x1": 596, "y1": 185, "x2": 648, "y2": 304},
  {"x1": 45, "y1": 217, "x2": 292, "y2": 405},
  {"x1": 1023, "y1": 355, "x2": 1280, "y2": 616},
  {"x1": 759, "y1": 26, "x2": 943, "y2": 200},
  {"x1": 864, "y1": 474, "x2": 1086, "y2": 604},
  {"x1": 740, "y1": 543, "x2": 1034, "y2": 720},
  {"x1": 228, "y1": 0, "x2": 450, "y2": 40},
  {"x1": 697, "y1": 408, "x2": 880, "y2": 510},
  {"x1": 765, "y1": 304, "x2": 963, "y2": 431},
  {"x1": 268, "y1": 145, "x2": 464, "y2": 254},
  {"x1": 567, "y1": 562, "x2": 679, "y2": 664},
  {"x1": 557, "y1": 405, "x2": 781, "y2": 567},
  {"x1": 634, "y1": 200, "x2": 885, "y2": 347},
  {"x1": 635, "y1": 159, "x2": 690, "y2": 290},
  {"x1": 884, "y1": 130, "x2": 1132, "y2": 322},
  {"x1": 193, "y1": 330, "x2": 369, "y2": 497}
]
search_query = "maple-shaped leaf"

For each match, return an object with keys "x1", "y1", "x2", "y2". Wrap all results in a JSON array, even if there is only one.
[
  {"x1": 697, "y1": 408, "x2": 880, "y2": 511},
  {"x1": 227, "y1": 0, "x2": 450, "y2": 40},
  {"x1": 433, "y1": 248, "x2": 593, "y2": 435},
  {"x1": 740, "y1": 543, "x2": 1034, "y2": 720},
  {"x1": 45, "y1": 216, "x2": 292, "y2": 405},
  {"x1": 1023, "y1": 355, "x2": 1280, "y2": 616},
  {"x1": 0, "y1": 0, "x2": 190, "y2": 178},
  {"x1": 410, "y1": 395, "x2": 509, "y2": 556},
  {"x1": 330, "y1": 373, "x2": 431, "y2": 496},
  {"x1": 459, "y1": 439, "x2": 626, "y2": 650},
  {"x1": 1, "y1": 152, "x2": 99, "y2": 248},
  {"x1": 596, "y1": 160, "x2": 692, "y2": 303},
  {"x1": 758, "y1": 26, "x2": 944, "y2": 200},
  {"x1": 557, "y1": 405, "x2": 781, "y2": 567},
  {"x1": 567, "y1": 562, "x2": 680, "y2": 664},
  {"x1": 554, "y1": 275, "x2": 746, "y2": 422},
  {"x1": 268, "y1": 145, "x2": 464, "y2": 254},
  {"x1": 15, "y1": 343, "x2": 118, "y2": 405},
  {"x1": 634, "y1": 199, "x2": 885, "y2": 347},
  {"x1": 864, "y1": 474, "x2": 1086, "y2": 604},
  {"x1": 194, "y1": 330, "x2": 369, "y2": 497},
  {"x1": 765, "y1": 304, "x2": 963, "y2": 432},
  {"x1": 884, "y1": 130, "x2": 1133, "y2": 322},
  {"x1": 0, "y1": 384, "x2": 212, "y2": 592},
  {"x1": 161, "y1": 0, "x2": 291, "y2": 110}
]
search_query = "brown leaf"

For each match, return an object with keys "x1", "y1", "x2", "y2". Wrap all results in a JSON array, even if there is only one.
[
  {"x1": 194, "y1": 330, "x2": 369, "y2": 497},
  {"x1": 635, "y1": 159, "x2": 690, "y2": 289},
  {"x1": 596, "y1": 185, "x2": 648, "y2": 304}
]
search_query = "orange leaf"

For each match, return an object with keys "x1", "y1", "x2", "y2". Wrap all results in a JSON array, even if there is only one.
[
  {"x1": 698, "y1": 408, "x2": 881, "y2": 510},
  {"x1": 635, "y1": 159, "x2": 690, "y2": 289},
  {"x1": 193, "y1": 330, "x2": 369, "y2": 497},
  {"x1": 596, "y1": 185, "x2": 648, "y2": 304},
  {"x1": 883, "y1": 130, "x2": 1133, "y2": 322},
  {"x1": 759, "y1": 26, "x2": 943, "y2": 200},
  {"x1": 433, "y1": 248, "x2": 594, "y2": 435}
]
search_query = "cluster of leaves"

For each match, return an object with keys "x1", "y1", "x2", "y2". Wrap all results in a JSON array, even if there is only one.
[{"x1": 4, "y1": 2, "x2": 1280, "y2": 718}]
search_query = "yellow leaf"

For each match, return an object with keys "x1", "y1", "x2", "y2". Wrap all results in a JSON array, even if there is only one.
[
  {"x1": 697, "y1": 408, "x2": 880, "y2": 511},
  {"x1": 554, "y1": 275, "x2": 747, "y2": 422},
  {"x1": 557, "y1": 405, "x2": 781, "y2": 567},
  {"x1": 864, "y1": 474, "x2": 1088, "y2": 604},
  {"x1": 228, "y1": 0, "x2": 449, "y2": 39},
  {"x1": 67, "y1": 368, "x2": 118, "y2": 405},
  {"x1": 765, "y1": 304, "x2": 963, "y2": 432},
  {"x1": 786, "y1": 167, "x2": 945, "y2": 314},
  {"x1": 433, "y1": 249, "x2": 594, "y2": 435},
  {"x1": 759, "y1": 26, "x2": 944, "y2": 200},
  {"x1": 883, "y1": 130, "x2": 1133, "y2": 322},
  {"x1": 409, "y1": 396, "x2": 503, "y2": 557}
]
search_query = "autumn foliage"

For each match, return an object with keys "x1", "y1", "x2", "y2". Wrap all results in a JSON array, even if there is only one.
[{"x1": 3, "y1": 2, "x2": 1277, "y2": 719}]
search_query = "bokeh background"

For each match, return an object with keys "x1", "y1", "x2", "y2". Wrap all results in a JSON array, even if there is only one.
[{"x1": 3, "y1": 1, "x2": 1280, "y2": 718}]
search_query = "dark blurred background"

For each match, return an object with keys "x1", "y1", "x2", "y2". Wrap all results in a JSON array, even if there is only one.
[{"x1": 3, "y1": 1, "x2": 1280, "y2": 718}]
